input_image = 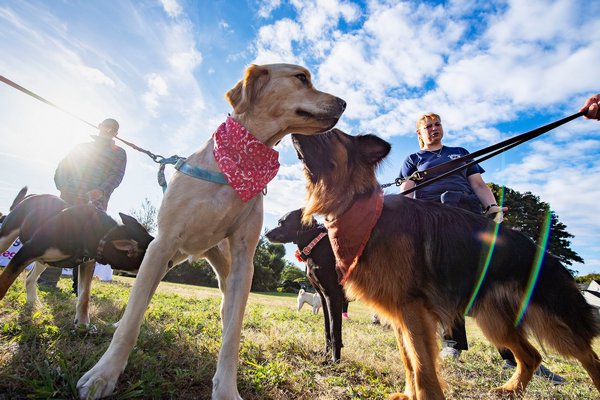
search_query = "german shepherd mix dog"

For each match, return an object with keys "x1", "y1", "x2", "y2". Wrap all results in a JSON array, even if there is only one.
[
  {"x1": 266, "y1": 208, "x2": 346, "y2": 362},
  {"x1": 0, "y1": 188, "x2": 154, "y2": 326},
  {"x1": 77, "y1": 64, "x2": 345, "y2": 400},
  {"x1": 292, "y1": 129, "x2": 600, "y2": 399}
]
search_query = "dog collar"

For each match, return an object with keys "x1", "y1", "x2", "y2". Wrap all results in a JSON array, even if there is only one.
[
  {"x1": 295, "y1": 232, "x2": 327, "y2": 262},
  {"x1": 213, "y1": 116, "x2": 280, "y2": 202}
]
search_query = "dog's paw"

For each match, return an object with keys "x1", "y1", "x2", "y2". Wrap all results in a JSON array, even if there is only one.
[{"x1": 77, "y1": 364, "x2": 120, "y2": 399}]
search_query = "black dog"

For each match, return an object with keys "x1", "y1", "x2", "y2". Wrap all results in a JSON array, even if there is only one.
[
  {"x1": 0, "y1": 189, "x2": 153, "y2": 326},
  {"x1": 266, "y1": 209, "x2": 345, "y2": 362}
]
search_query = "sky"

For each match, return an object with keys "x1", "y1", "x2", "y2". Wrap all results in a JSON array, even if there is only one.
[{"x1": 0, "y1": 0, "x2": 599, "y2": 275}]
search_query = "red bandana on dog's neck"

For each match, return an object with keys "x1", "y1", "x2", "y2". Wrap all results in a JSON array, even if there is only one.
[
  {"x1": 213, "y1": 116, "x2": 280, "y2": 202},
  {"x1": 325, "y1": 188, "x2": 384, "y2": 285}
]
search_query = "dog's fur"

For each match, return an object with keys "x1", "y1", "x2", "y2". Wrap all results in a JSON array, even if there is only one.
[
  {"x1": 297, "y1": 288, "x2": 322, "y2": 314},
  {"x1": 77, "y1": 63, "x2": 345, "y2": 400},
  {"x1": 293, "y1": 129, "x2": 600, "y2": 399},
  {"x1": 266, "y1": 208, "x2": 345, "y2": 361},
  {"x1": 0, "y1": 188, "x2": 154, "y2": 325}
]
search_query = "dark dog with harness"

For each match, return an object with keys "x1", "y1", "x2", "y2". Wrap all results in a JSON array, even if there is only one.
[
  {"x1": 266, "y1": 208, "x2": 346, "y2": 362},
  {"x1": 293, "y1": 128, "x2": 600, "y2": 399},
  {"x1": 0, "y1": 188, "x2": 153, "y2": 326}
]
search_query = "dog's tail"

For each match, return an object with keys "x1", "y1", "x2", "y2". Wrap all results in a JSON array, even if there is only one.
[
  {"x1": 525, "y1": 256, "x2": 600, "y2": 391},
  {"x1": 10, "y1": 187, "x2": 28, "y2": 211}
]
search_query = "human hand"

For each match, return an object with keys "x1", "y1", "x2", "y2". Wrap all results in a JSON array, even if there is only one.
[
  {"x1": 485, "y1": 205, "x2": 508, "y2": 223},
  {"x1": 579, "y1": 95, "x2": 600, "y2": 120}
]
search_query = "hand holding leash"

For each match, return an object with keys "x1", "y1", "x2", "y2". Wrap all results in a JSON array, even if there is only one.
[
  {"x1": 484, "y1": 204, "x2": 508, "y2": 223},
  {"x1": 580, "y1": 94, "x2": 600, "y2": 120}
]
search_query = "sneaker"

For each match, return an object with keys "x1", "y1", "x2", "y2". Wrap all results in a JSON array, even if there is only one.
[
  {"x1": 342, "y1": 312, "x2": 350, "y2": 320},
  {"x1": 440, "y1": 340, "x2": 461, "y2": 360},
  {"x1": 502, "y1": 360, "x2": 566, "y2": 385},
  {"x1": 534, "y1": 363, "x2": 566, "y2": 385}
]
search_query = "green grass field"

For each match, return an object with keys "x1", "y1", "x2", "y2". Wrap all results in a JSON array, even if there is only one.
[{"x1": 0, "y1": 275, "x2": 598, "y2": 399}]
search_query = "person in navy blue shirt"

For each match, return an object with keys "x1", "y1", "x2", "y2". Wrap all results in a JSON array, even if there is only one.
[
  {"x1": 398, "y1": 112, "x2": 566, "y2": 384},
  {"x1": 399, "y1": 112, "x2": 505, "y2": 221}
]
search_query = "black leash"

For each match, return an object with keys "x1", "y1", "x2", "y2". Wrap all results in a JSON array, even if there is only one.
[{"x1": 383, "y1": 111, "x2": 585, "y2": 195}]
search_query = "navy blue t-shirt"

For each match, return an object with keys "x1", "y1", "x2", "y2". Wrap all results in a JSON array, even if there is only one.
[{"x1": 398, "y1": 146, "x2": 484, "y2": 202}]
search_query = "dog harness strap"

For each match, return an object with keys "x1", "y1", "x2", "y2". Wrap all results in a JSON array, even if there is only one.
[
  {"x1": 213, "y1": 116, "x2": 280, "y2": 202},
  {"x1": 174, "y1": 158, "x2": 229, "y2": 185},
  {"x1": 301, "y1": 232, "x2": 327, "y2": 256}
]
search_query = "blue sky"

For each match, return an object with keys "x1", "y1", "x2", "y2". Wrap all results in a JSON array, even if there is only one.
[{"x1": 0, "y1": 0, "x2": 599, "y2": 275}]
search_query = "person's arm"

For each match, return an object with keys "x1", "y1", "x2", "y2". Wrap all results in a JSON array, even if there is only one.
[
  {"x1": 467, "y1": 173, "x2": 507, "y2": 223},
  {"x1": 398, "y1": 155, "x2": 417, "y2": 198},
  {"x1": 399, "y1": 180, "x2": 416, "y2": 198},
  {"x1": 580, "y1": 94, "x2": 600, "y2": 120}
]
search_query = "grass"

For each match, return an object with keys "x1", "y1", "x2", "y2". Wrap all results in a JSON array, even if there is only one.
[{"x1": 0, "y1": 275, "x2": 598, "y2": 399}]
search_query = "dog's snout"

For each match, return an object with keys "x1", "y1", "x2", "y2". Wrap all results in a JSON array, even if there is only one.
[{"x1": 336, "y1": 97, "x2": 346, "y2": 112}]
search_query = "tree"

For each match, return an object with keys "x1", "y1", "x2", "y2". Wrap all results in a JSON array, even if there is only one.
[
  {"x1": 279, "y1": 264, "x2": 309, "y2": 293},
  {"x1": 251, "y1": 236, "x2": 288, "y2": 291},
  {"x1": 488, "y1": 183, "x2": 583, "y2": 275},
  {"x1": 129, "y1": 198, "x2": 158, "y2": 234}
]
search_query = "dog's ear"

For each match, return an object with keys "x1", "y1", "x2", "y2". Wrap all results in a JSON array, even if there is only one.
[
  {"x1": 111, "y1": 239, "x2": 142, "y2": 258},
  {"x1": 357, "y1": 134, "x2": 391, "y2": 165},
  {"x1": 225, "y1": 64, "x2": 270, "y2": 114},
  {"x1": 119, "y1": 213, "x2": 152, "y2": 236}
]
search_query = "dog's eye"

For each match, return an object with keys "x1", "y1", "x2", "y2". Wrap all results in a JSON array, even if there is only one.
[{"x1": 295, "y1": 74, "x2": 308, "y2": 85}]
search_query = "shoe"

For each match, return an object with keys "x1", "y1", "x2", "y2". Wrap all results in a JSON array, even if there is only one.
[
  {"x1": 440, "y1": 340, "x2": 461, "y2": 360},
  {"x1": 342, "y1": 312, "x2": 350, "y2": 320},
  {"x1": 502, "y1": 360, "x2": 566, "y2": 385}
]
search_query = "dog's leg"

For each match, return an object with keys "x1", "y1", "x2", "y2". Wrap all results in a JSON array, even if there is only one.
[
  {"x1": 74, "y1": 260, "x2": 95, "y2": 326},
  {"x1": 391, "y1": 324, "x2": 416, "y2": 400},
  {"x1": 328, "y1": 289, "x2": 344, "y2": 362},
  {"x1": 212, "y1": 206, "x2": 262, "y2": 400},
  {"x1": 0, "y1": 245, "x2": 41, "y2": 299},
  {"x1": 25, "y1": 262, "x2": 46, "y2": 307},
  {"x1": 0, "y1": 229, "x2": 19, "y2": 254},
  {"x1": 77, "y1": 236, "x2": 176, "y2": 400},
  {"x1": 389, "y1": 300, "x2": 445, "y2": 400},
  {"x1": 316, "y1": 290, "x2": 332, "y2": 358},
  {"x1": 475, "y1": 307, "x2": 539, "y2": 396}
]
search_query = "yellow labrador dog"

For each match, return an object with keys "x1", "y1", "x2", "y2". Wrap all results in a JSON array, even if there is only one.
[{"x1": 77, "y1": 63, "x2": 346, "y2": 399}]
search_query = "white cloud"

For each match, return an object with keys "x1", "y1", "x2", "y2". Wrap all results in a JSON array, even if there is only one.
[
  {"x1": 257, "y1": 0, "x2": 282, "y2": 19},
  {"x1": 160, "y1": 0, "x2": 183, "y2": 18}
]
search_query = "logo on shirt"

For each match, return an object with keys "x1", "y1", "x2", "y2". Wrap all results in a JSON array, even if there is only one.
[{"x1": 448, "y1": 154, "x2": 462, "y2": 160}]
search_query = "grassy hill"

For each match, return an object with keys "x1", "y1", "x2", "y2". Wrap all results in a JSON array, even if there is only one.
[{"x1": 0, "y1": 275, "x2": 598, "y2": 399}]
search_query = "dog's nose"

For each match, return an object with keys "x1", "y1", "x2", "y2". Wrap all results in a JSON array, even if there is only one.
[{"x1": 337, "y1": 97, "x2": 346, "y2": 111}]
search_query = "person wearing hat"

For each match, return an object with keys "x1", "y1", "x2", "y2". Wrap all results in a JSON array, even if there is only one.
[{"x1": 37, "y1": 118, "x2": 127, "y2": 292}]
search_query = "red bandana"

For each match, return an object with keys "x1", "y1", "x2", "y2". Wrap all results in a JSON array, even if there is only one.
[
  {"x1": 213, "y1": 116, "x2": 280, "y2": 202},
  {"x1": 325, "y1": 189, "x2": 384, "y2": 285}
]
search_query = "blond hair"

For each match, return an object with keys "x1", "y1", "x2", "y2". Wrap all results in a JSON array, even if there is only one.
[{"x1": 416, "y1": 113, "x2": 441, "y2": 149}]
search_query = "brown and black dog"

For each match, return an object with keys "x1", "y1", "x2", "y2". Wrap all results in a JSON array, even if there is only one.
[
  {"x1": 292, "y1": 128, "x2": 600, "y2": 399},
  {"x1": 0, "y1": 188, "x2": 154, "y2": 326}
]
